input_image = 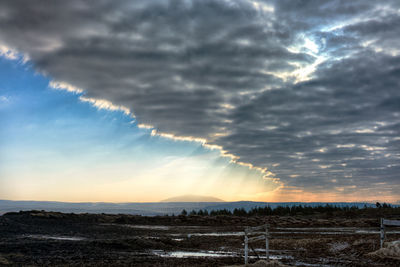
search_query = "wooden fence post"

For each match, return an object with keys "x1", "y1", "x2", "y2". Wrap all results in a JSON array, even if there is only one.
[
  {"x1": 380, "y1": 218, "x2": 385, "y2": 248},
  {"x1": 245, "y1": 234, "x2": 249, "y2": 265},
  {"x1": 244, "y1": 224, "x2": 270, "y2": 264},
  {"x1": 265, "y1": 226, "x2": 269, "y2": 260},
  {"x1": 380, "y1": 218, "x2": 400, "y2": 248}
]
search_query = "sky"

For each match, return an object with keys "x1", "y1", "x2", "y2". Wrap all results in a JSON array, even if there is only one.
[{"x1": 0, "y1": 0, "x2": 399, "y2": 203}]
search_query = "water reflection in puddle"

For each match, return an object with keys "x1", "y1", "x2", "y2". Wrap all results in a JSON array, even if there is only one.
[
  {"x1": 294, "y1": 261, "x2": 331, "y2": 267},
  {"x1": 171, "y1": 238, "x2": 184, "y2": 241},
  {"x1": 184, "y1": 232, "x2": 244, "y2": 237},
  {"x1": 104, "y1": 224, "x2": 171, "y2": 230},
  {"x1": 103, "y1": 224, "x2": 210, "y2": 231},
  {"x1": 151, "y1": 250, "x2": 293, "y2": 260},
  {"x1": 152, "y1": 250, "x2": 237, "y2": 258},
  {"x1": 25, "y1": 234, "x2": 86, "y2": 241},
  {"x1": 275, "y1": 227, "x2": 356, "y2": 231}
]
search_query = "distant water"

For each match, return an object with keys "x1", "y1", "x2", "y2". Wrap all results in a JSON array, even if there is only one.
[
  {"x1": 25, "y1": 234, "x2": 86, "y2": 241},
  {"x1": 0, "y1": 199, "x2": 394, "y2": 216}
]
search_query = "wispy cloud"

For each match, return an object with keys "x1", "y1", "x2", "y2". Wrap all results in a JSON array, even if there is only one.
[
  {"x1": 79, "y1": 96, "x2": 132, "y2": 116},
  {"x1": 0, "y1": 95, "x2": 9, "y2": 102},
  {"x1": 0, "y1": 44, "x2": 17, "y2": 60},
  {"x1": 49, "y1": 81, "x2": 83, "y2": 94}
]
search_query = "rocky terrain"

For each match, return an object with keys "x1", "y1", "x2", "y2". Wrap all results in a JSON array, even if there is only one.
[{"x1": 0, "y1": 211, "x2": 399, "y2": 266}]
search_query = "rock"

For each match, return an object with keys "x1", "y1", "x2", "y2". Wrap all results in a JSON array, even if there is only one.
[
  {"x1": 329, "y1": 242, "x2": 350, "y2": 253},
  {"x1": 368, "y1": 240, "x2": 400, "y2": 260},
  {"x1": 0, "y1": 255, "x2": 10, "y2": 265}
]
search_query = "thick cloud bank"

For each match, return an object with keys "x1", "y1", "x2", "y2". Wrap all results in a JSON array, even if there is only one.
[{"x1": 1, "y1": 0, "x2": 399, "y2": 199}]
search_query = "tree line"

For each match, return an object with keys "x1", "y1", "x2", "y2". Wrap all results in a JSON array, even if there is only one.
[{"x1": 180, "y1": 202, "x2": 399, "y2": 217}]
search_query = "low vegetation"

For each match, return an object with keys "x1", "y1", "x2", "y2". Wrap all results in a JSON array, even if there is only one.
[{"x1": 183, "y1": 202, "x2": 400, "y2": 217}]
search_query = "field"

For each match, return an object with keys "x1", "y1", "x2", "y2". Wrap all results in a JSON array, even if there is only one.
[{"x1": 0, "y1": 211, "x2": 399, "y2": 266}]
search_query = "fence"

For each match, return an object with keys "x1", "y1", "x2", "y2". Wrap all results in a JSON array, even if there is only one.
[
  {"x1": 244, "y1": 224, "x2": 269, "y2": 264},
  {"x1": 380, "y1": 218, "x2": 400, "y2": 248}
]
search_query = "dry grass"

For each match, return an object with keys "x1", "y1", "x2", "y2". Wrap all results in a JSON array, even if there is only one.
[{"x1": 368, "y1": 240, "x2": 400, "y2": 260}]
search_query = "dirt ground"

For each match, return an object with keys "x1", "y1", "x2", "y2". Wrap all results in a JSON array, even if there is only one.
[{"x1": 0, "y1": 211, "x2": 399, "y2": 266}]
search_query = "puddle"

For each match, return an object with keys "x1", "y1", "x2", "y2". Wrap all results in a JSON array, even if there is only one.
[
  {"x1": 272, "y1": 231, "x2": 353, "y2": 235},
  {"x1": 151, "y1": 250, "x2": 238, "y2": 258},
  {"x1": 275, "y1": 227, "x2": 356, "y2": 231},
  {"x1": 25, "y1": 234, "x2": 86, "y2": 241},
  {"x1": 103, "y1": 224, "x2": 208, "y2": 231},
  {"x1": 151, "y1": 249, "x2": 294, "y2": 260},
  {"x1": 171, "y1": 238, "x2": 184, "y2": 241},
  {"x1": 294, "y1": 262, "x2": 331, "y2": 267},
  {"x1": 355, "y1": 229, "x2": 400, "y2": 234},
  {"x1": 123, "y1": 225, "x2": 171, "y2": 230},
  {"x1": 171, "y1": 232, "x2": 244, "y2": 237},
  {"x1": 152, "y1": 249, "x2": 330, "y2": 267},
  {"x1": 249, "y1": 255, "x2": 294, "y2": 260},
  {"x1": 254, "y1": 248, "x2": 296, "y2": 253},
  {"x1": 171, "y1": 230, "x2": 357, "y2": 237},
  {"x1": 191, "y1": 232, "x2": 244, "y2": 236}
]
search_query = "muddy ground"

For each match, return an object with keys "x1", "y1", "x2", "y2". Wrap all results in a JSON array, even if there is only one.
[{"x1": 0, "y1": 211, "x2": 399, "y2": 266}]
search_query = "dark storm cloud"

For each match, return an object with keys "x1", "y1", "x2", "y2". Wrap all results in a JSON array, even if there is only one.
[
  {"x1": 0, "y1": 0, "x2": 399, "y2": 198},
  {"x1": 0, "y1": 0, "x2": 312, "y2": 137},
  {"x1": 219, "y1": 51, "x2": 400, "y2": 194}
]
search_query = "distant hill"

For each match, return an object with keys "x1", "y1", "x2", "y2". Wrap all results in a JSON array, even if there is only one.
[{"x1": 161, "y1": 195, "x2": 225, "y2": 202}]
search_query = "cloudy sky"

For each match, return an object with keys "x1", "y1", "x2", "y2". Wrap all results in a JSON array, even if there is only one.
[{"x1": 0, "y1": 0, "x2": 399, "y2": 202}]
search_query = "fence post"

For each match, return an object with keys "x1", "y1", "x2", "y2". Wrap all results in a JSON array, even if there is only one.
[
  {"x1": 245, "y1": 234, "x2": 248, "y2": 265},
  {"x1": 380, "y1": 218, "x2": 385, "y2": 248},
  {"x1": 265, "y1": 226, "x2": 269, "y2": 260}
]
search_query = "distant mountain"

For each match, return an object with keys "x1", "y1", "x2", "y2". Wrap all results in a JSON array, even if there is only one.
[{"x1": 161, "y1": 195, "x2": 225, "y2": 202}]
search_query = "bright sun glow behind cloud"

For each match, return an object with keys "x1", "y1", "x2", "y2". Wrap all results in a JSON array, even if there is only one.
[
  {"x1": 0, "y1": 53, "x2": 280, "y2": 202},
  {"x1": 1, "y1": 0, "x2": 399, "y2": 204}
]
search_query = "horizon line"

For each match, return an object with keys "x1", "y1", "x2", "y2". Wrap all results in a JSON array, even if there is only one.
[{"x1": 1, "y1": 199, "x2": 397, "y2": 204}]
